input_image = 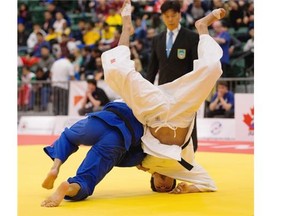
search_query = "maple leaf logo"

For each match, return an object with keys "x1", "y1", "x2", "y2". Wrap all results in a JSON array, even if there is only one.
[{"x1": 243, "y1": 107, "x2": 254, "y2": 134}]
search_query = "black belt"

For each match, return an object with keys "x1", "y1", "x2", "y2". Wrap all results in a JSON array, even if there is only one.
[
  {"x1": 178, "y1": 139, "x2": 194, "y2": 171},
  {"x1": 105, "y1": 108, "x2": 136, "y2": 146}
]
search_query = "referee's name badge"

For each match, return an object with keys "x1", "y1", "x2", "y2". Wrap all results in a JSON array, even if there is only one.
[{"x1": 177, "y1": 49, "x2": 186, "y2": 59}]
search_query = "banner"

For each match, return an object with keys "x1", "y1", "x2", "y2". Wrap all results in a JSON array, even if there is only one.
[
  {"x1": 197, "y1": 102, "x2": 205, "y2": 118},
  {"x1": 68, "y1": 81, "x2": 87, "y2": 116},
  {"x1": 197, "y1": 118, "x2": 235, "y2": 140},
  {"x1": 53, "y1": 116, "x2": 86, "y2": 135},
  {"x1": 235, "y1": 94, "x2": 254, "y2": 141},
  {"x1": 18, "y1": 116, "x2": 56, "y2": 135}
]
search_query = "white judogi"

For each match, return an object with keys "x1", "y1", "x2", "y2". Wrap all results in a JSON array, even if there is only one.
[{"x1": 102, "y1": 34, "x2": 222, "y2": 191}]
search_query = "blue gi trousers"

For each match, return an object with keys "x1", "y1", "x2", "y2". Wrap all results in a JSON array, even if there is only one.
[{"x1": 44, "y1": 110, "x2": 145, "y2": 201}]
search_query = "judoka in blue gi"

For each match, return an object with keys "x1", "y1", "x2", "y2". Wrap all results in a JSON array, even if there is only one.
[{"x1": 41, "y1": 101, "x2": 145, "y2": 207}]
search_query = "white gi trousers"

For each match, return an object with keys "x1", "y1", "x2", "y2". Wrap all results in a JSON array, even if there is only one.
[{"x1": 102, "y1": 34, "x2": 222, "y2": 191}]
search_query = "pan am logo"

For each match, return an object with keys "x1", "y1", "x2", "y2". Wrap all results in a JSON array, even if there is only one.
[{"x1": 210, "y1": 121, "x2": 222, "y2": 135}]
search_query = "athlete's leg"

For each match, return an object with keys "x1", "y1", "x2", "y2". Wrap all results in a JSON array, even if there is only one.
[
  {"x1": 41, "y1": 126, "x2": 127, "y2": 207},
  {"x1": 42, "y1": 117, "x2": 114, "y2": 189}
]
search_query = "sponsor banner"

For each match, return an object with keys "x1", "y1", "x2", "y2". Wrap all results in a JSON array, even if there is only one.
[
  {"x1": 197, "y1": 118, "x2": 235, "y2": 140},
  {"x1": 235, "y1": 94, "x2": 254, "y2": 141},
  {"x1": 53, "y1": 116, "x2": 85, "y2": 135},
  {"x1": 68, "y1": 81, "x2": 87, "y2": 116},
  {"x1": 18, "y1": 116, "x2": 56, "y2": 135}
]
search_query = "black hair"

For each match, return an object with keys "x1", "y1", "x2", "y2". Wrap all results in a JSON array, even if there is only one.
[
  {"x1": 220, "y1": 20, "x2": 230, "y2": 28},
  {"x1": 67, "y1": 54, "x2": 76, "y2": 62},
  {"x1": 160, "y1": 0, "x2": 181, "y2": 14},
  {"x1": 36, "y1": 32, "x2": 44, "y2": 37},
  {"x1": 150, "y1": 176, "x2": 176, "y2": 192},
  {"x1": 83, "y1": 46, "x2": 91, "y2": 52},
  {"x1": 87, "y1": 79, "x2": 97, "y2": 86}
]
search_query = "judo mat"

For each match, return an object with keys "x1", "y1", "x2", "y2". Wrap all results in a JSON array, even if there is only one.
[{"x1": 18, "y1": 136, "x2": 253, "y2": 216}]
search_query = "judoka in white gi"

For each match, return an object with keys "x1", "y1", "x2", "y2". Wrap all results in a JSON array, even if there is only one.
[{"x1": 102, "y1": 0, "x2": 226, "y2": 194}]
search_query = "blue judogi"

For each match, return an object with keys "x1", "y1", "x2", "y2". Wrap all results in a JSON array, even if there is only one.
[{"x1": 43, "y1": 102, "x2": 145, "y2": 201}]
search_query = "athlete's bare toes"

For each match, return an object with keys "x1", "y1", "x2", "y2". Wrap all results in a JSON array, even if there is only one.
[{"x1": 41, "y1": 181, "x2": 69, "y2": 207}]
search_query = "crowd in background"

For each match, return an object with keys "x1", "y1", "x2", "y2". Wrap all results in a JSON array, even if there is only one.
[{"x1": 17, "y1": 0, "x2": 254, "y2": 114}]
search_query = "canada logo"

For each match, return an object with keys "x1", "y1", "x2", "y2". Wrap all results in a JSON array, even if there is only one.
[{"x1": 243, "y1": 107, "x2": 254, "y2": 135}]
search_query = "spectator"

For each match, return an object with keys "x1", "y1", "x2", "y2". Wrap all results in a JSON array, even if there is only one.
[
  {"x1": 46, "y1": 2, "x2": 71, "y2": 26},
  {"x1": 50, "y1": 54, "x2": 75, "y2": 115},
  {"x1": 18, "y1": 3, "x2": 32, "y2": 29},
  {"x1": 27, "y1": 23, "x2": 47, "y2": 54},
  {"x1": 83, "y1": 21, "x2": 100, "y2": 46},
  {"x1": 105, "y1": 8, "x2": 122, "y2": 29},
  {"x1": 133, "y1": 15, "x2": 147, "y2": 41},
  {"x1": 243, "y1": 26, "x2": 254, "y2": 72},
  {"x1": 31, "y1": 67, "x2": 51, "y2": 111},
  {"x1": 99, "y1": 27, "x2": 121, "y2": 52},
  {"x1": 243, "y1": 1, "x2": 254, "y2": 29},
  {"x1": 130, "y1": 39, "x2": 148, "y2": 74},
  {"x1": 18, "y1": 66, "x2": 36, "y2": 111},
  {"x1": 78, "y1": 79, "x2": 110, "y2": 116},
  {"x1": 228, "y1": 0, "x2": 245, "y2": 30},
  {"x1": 71, "y1": 48, "x2": 83, "y2": 80},
  {"x1": 43, "y1": 11, "x2": 55, "y2": 33},
  {"x1": 206, "y1": 81, "x2": 235, "y2": 118},
  {"x1": 212, "y1": 20, "x2": 231, "y2": 77},
  {"x1": 45, "y1": 27, "x2": 58, "y2": 46},
  {"x1": 95, "y1": 57, "x2": 103, "y2": 74},
  {"x1": 185, "y1": 0, "x2": 209, "y2": 28},
  {"x1": 53, "y1": 11, "x2": 67, "y2": 40},
  {"x1": 110, "y1": 0, "x2": 124, "y2": 13},
  {"x1": 80, "y1": 46, "x2": 97, "y2": 78},
  {"x1": 32, "y1": 32, "x2": 51, "y2": 58},
  {"x1": 95, "y1": 0, "x2": 110, "y2": 17},
  {"x1": 62, "y1": 21, "x2": 71, "y2": 37},
  {"x1": 71, "y1": 19, "x2": 86, "y2": 43},
  {"x1": 130, "y1": 45, "x2": 143, "y2": 74},
  {"x1": 100, "y1": 22, "x2": 115, "y2": 45},
  {"x1": 59, "y1": 33, "x2": 70, "y2": 58},
  {"x1": 37, "y1": 45, "x2": 55, "y2": 76},
  {"x1": 18, "y1": 23, "x2": 29, "y2": 47}
]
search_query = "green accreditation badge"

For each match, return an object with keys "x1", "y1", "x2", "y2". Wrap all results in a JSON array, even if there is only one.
[{"x1": 177, "y1": 49, "x2": 186, "y2": 59}]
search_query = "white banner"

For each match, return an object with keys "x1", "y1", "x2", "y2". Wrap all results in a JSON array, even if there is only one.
[
  {"x1": 53, "y1": 116, "x2": 86, "y2": 135},
  {"x1": 68, "y1": 81, "x2": 87, "y2": 116},
  {"x1": 235, "y1": 93, "x2": 254, "y2": 141},
  {"x1": 197, "y1": 118, "x2": 235, "y2": 140},
  {"x1": 18, "y1": 116, "x2": 56, "y2": 135}
]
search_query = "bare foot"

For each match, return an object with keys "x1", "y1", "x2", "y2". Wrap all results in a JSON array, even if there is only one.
[
  {"x1": 120, "y1": 0, "x2": 134, "y2": 35},
  {"x1": 41, "y1": 181, "x2": 69, "y2": 207},
  {"x1": 195, "y1": 8, "x2": 226, "y2": 32},
  {"x1": 42, "y1": 168, "x2": 58, "y2": 189}
]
